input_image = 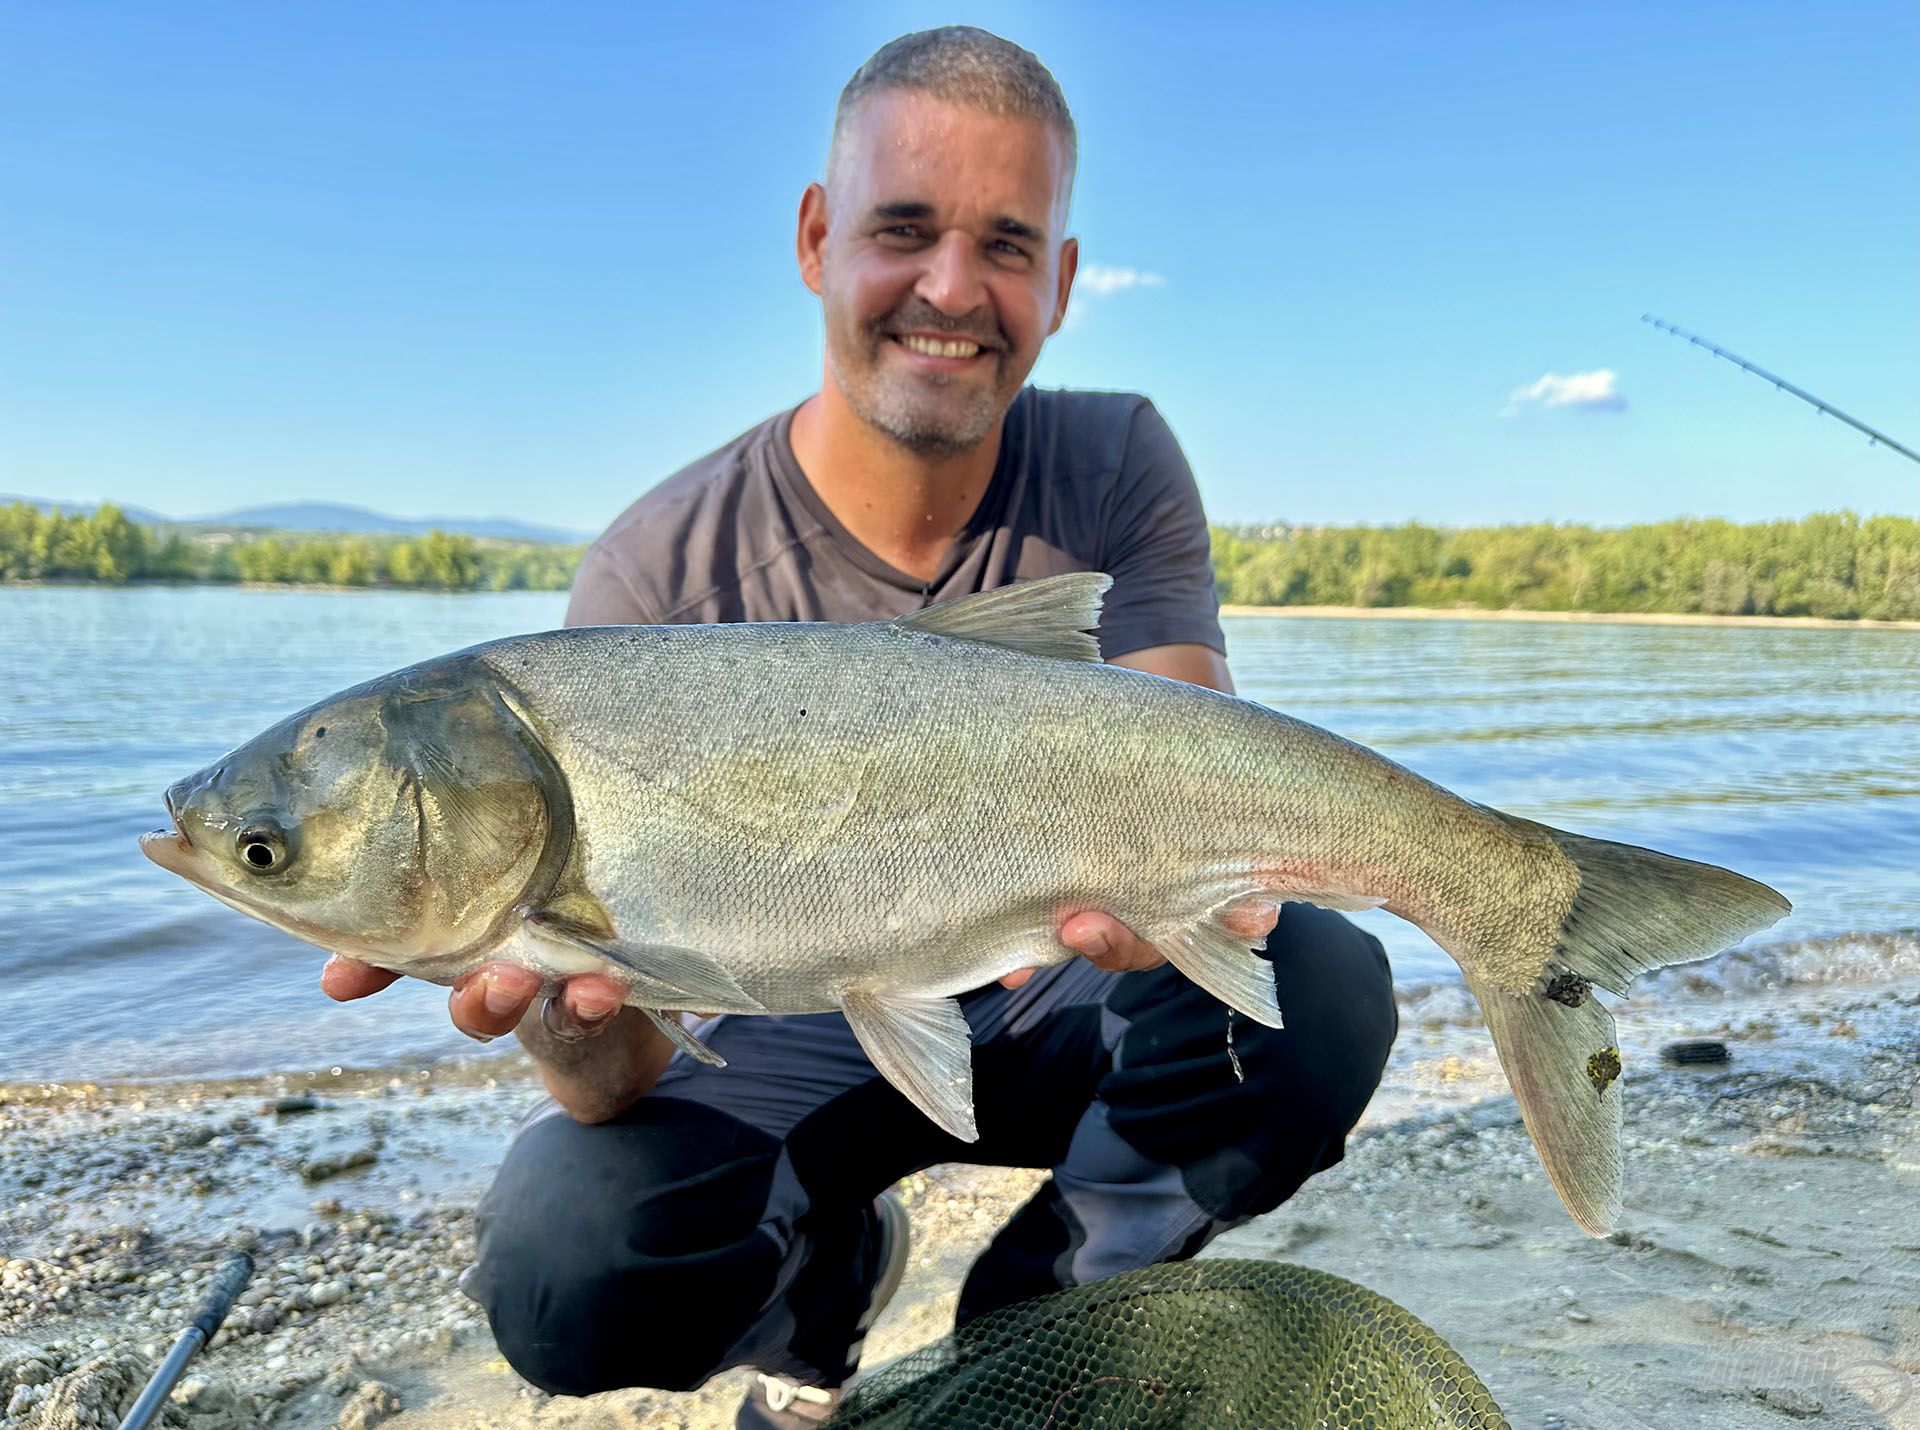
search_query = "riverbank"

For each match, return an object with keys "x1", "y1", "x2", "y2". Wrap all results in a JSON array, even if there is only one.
[
  {"x1": 1219, "y1": 603, "x2": 1920, "y2": 632},
  {"x1": 3, "y1": 965, "x2": 1916, "y2": 1429}
]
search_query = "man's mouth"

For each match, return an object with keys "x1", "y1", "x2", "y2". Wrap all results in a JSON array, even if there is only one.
[{"x1": 889, "y1": 331, "x2": 997, "y2": 364}]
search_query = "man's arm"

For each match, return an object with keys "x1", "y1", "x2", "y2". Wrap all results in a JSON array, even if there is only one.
[{"x1": 1112, "y1": 642, "x2": 1232, "y2": 694}]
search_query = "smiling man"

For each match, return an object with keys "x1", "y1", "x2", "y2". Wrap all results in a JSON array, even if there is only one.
[{"x1": 324, "y1": 27, "x2": 1396, "y2": 1428}]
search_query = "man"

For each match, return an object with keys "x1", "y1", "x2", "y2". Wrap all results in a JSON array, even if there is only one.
[{"x1": 324, "y1": 27, "x2": 1396, "y2": 1427}]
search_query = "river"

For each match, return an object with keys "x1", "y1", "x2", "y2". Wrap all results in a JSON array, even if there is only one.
[{"x1": 2, "y1": 586, "x2": 1913, "y2": 1082}]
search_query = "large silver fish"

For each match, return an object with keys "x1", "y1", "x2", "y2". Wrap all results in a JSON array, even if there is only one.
[{"x1": 141, "y1": 573, "x2": 1788, "y2": 1235}]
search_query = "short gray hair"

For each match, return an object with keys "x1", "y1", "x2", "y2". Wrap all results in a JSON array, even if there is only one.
[{"x1": 830, "y1": 27, "x2": 1077, "y2": 181}]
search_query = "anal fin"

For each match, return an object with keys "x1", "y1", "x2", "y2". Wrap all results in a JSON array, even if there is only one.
[
  {"x1": 841, "y1": 988, "x2": 979, "y2": 1142},
  {"x1": 1154, "y1": 913, "x2": 1285, "y2": 1028}
]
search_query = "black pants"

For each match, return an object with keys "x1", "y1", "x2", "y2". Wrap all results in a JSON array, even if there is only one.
[{"x1": 468, "y1": 904, "x2": 1397, "y2": 1397}]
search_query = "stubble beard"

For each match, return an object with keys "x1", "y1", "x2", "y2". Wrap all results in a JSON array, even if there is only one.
[{"x1": 829, "y1": 316, "x2": 1016, "y2": 458}]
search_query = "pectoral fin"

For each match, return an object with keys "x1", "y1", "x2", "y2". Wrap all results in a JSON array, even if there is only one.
[
  {"x1": 841, "y1": 988, "x2": 979, "y2": 1142},
  {"x1": 643, "y1": 1008, "x2": 727, "y2": 1068},
  {"x1": 523, "y1": 908, "x2": 763, "y2": 1013},
  {"x1": 1154, "y1": 914, "x2": 1285, "y2": 1028}
]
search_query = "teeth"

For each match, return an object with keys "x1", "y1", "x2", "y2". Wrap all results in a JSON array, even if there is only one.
[{"x1": 901, "y1": 334, "x2": 980, "y2": 359}]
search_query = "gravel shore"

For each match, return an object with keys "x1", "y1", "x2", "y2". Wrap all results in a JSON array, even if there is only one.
[{"x1": 3, "y1": 972, "x2": 1915, "y2": 1430}]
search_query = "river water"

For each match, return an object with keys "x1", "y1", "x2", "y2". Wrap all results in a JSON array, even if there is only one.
[{"x1": 2, "y1": 586, "x2": 1914, "y2": 1082}]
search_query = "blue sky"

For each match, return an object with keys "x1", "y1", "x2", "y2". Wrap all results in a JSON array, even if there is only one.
[{"x1": 2, "y1": 1, "x2": 1913, "y2": 533}]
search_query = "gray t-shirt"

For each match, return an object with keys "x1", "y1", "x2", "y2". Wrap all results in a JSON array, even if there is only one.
[{"x1": 565, "y1": 387, "x2": 1224, "y2": 660}]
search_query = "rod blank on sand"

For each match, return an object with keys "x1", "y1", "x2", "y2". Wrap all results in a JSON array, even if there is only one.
[{"x1": 120, "y1": 1251, "x2": 254, "y2": 1430}]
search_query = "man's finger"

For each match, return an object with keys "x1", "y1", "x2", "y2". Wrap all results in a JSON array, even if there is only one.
[
  {"x1": 321, "y1": 955, "x2": 401, "y2": 1002},
  {"x1": 1059, "y1": 911, "x2": 1167, "y2": 974},
  {"x1": 543, "y1": 974, "x2": 628, "y2": 1040},
  {"x1": 449, "y1": 963, "x2": 544, "y2": 1041}
]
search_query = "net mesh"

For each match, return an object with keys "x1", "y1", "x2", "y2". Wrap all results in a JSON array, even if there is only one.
[{"x1": 828, "y1": 1258, "x2": 1509, "y2": 1429}]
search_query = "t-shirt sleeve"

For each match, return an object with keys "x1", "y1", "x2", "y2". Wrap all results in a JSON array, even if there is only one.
[
  {"x1": 1096, "y1": 400, "x2": 1226, "y2": 659},
  {"x1": 565, "y1": 541, "x2": 659, "y2": 627}
]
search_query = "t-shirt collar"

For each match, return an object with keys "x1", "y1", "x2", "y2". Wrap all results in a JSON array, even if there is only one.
[{"x1": 769, "y1": 390, "x2": 1026, "y2": 597}]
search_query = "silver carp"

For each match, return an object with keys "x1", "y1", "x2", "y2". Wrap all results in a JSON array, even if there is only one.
[{"x1": 141, "y1": 573, "x2": 1788, "y2": 1235}]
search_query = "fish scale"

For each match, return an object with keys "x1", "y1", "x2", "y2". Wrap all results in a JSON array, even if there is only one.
[{"x1": 491, "y1": 620, "x2": 1279, "y2": 1000}]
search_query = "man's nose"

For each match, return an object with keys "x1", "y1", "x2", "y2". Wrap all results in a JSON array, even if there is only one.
[{"x1": 914, "y1": 231, "x2": 987, "y2": 318}]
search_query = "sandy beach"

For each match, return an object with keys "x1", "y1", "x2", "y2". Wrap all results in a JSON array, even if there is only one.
[{"x1": 3, "y1": 948, "x2": 1915, "y2": 1430}]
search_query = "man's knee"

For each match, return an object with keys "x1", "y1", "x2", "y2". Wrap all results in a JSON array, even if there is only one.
[
  {"x1": 1272, "y1": 904, "x2": 1397, "y2": 1113},
  {"x1": 470, "y1": 1098, "x2": 781, "y2": 1395},
  {"x1": 1100, "y1": 904, "x2": 1396, "y2": 1222}
]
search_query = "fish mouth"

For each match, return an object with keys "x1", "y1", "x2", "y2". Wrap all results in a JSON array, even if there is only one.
[{"x1": 139, "y1": 787, "x2": 196, "y2": 871}]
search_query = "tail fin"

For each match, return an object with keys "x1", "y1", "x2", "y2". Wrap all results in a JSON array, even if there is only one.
[{"x1": 1468, "y1": 821, "x2": 1789, "y2": 1237}]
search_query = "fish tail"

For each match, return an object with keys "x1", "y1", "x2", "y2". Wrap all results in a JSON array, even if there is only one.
[{"x1": 1463, "y1": 820, "x2": 1789, "y2": 1237}]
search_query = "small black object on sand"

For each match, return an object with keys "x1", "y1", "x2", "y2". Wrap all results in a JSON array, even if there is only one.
[{"x1": 1661, "y1": 1038, "x2": 1731, "y2": 1065}]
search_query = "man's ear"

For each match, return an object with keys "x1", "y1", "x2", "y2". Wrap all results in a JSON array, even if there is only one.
[
  {"x1": 797, "y1": 183, "x2": 828, "y2": 296},
  {"x1": 1047, "y1": 235, "x2": 1079, "y2": 336}
]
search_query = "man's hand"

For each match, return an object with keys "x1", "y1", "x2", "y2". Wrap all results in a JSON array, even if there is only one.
[
  {"x1": 323, "y1": 955, "x2": 666, "y2": 1124},
  {"x1": 321, "y1": 956, "x2": 626, "y2": 1043},
  {"x1": 998, "y1": 910, "x2": 1167, "y2": 990}
]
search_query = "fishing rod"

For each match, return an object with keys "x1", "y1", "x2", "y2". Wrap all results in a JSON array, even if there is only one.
[
  {"x1": 120, "y1": 1251, "x2": 254, "y2": 1430},
  {"x1": 1641, "y1": 315, "x2": 1919, "y2": 464}
]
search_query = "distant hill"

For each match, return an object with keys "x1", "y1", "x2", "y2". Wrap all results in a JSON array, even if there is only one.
[
  {"x1": 190, "y1": 502, "x2": 589, "y2": 544},
  {"x1": 3, "y1": 496, "x2": 588, "y2": 545},
  {"x1": 4, "y1": 494, "x2": 173, "y2": 527}
]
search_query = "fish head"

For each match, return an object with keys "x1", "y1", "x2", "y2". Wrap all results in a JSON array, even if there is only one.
[{"x1": 140, "y1": 658, "x2": 571, "y2": 970}]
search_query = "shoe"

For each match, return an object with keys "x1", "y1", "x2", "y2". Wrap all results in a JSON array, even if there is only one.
[{"x1": 736, "y1": 1188, "x2": 911, "y2": 1428}]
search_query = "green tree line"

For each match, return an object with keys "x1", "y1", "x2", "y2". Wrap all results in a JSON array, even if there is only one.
[
  {"x1": 0, "y1": 504, "x2": 583, "y2": 592},
  {"x1": 1211, "y1": 512, "x2": 1918, "y2": 621},
  {"x1": 3, "y1": 502, "x2": 1914, "y2": 618}
]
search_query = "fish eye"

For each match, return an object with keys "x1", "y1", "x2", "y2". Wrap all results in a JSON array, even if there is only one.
[{"x1": 236, "y1": 820, "x2": 290, "y2": 874}]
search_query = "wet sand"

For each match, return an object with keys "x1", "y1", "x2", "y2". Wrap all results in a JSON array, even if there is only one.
[{"x1": 3, "y1": 972, "x2": 1916, "y2": 1430}]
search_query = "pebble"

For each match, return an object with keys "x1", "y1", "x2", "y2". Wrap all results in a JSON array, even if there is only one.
[
  {"x1": 300, "y1": 1146, "x2": 380, "y2": 1181},
  {"x1": 338, "y1": 1378, "x2": 405, "y2": 1430},
  {"x1": 310, "y1": 1279, "x2": 348, "y2": 1307},
  {"x1": 170, "y1": 1374, "x2": 234, "y2": 1411}
]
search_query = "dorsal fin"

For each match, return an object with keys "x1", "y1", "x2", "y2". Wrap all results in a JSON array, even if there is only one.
[{"x1": 891, "y1": 572, "x2": 1111, "y2": 663}]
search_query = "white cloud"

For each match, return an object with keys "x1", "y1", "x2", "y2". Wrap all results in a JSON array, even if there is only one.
[
  {"x1": 1502, "y1": 369, "x2": 1626, "y2": 417},
  {"x1": 1076, "y1": 264, "x2": 1166, "y2": 298}
]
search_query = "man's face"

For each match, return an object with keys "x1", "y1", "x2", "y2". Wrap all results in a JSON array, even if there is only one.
[{"x1": 801, "y1": 90, "x2": 1077, "y2": 456}]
